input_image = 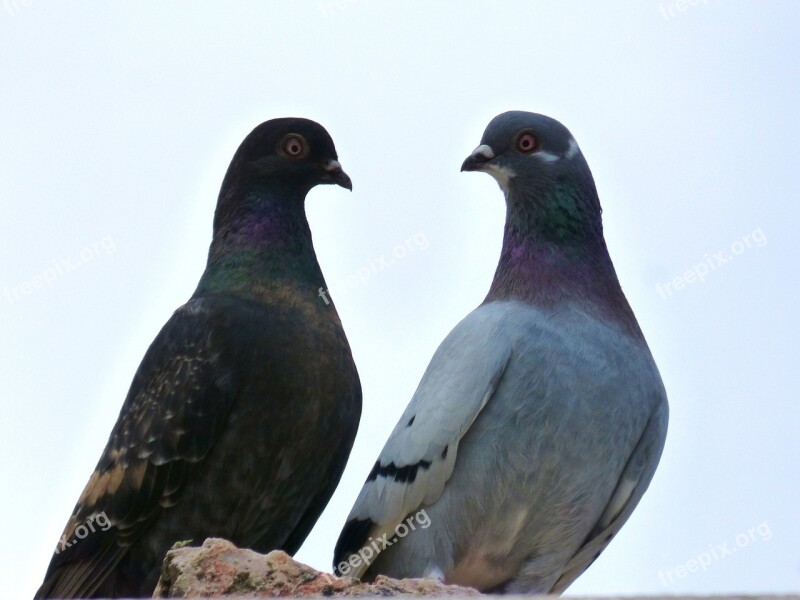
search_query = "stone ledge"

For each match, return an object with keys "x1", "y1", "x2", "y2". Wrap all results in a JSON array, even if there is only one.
[
  {"x1": 154, "y1": 537, "x2": 479, "y2": 597},
  {"x1": 152, "y1": 537, "x2": 797, "y2": 600}
]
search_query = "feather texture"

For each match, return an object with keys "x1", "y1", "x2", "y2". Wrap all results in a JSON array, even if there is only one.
[
  {"x1": 333, "y1": 112, "x2": 667, "y2": 594},
  {"x1": 36, "y1": 118, "x2": 361, "y2": 598}
]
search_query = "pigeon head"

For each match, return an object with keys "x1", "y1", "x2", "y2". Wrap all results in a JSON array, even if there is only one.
[
  {"x1": 222, "y1": 117, "x2": 352, "y2": 195},
  {"x1": 461, "y1": 111, "x2": 602, "y2": 245},
  {"x1": 200, "y1": 118, "x2": 351, "y2": 296},
  {"x1": 212, "y1": 117, "x2": 351, "y2": 236},
  {"x1": 463, "y1": 112, "x2": 640, "y2": 337}
]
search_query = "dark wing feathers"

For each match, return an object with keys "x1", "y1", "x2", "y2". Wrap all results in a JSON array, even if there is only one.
[
  {"x1": 333, "y1": 517, "x2": 375, "y2": 571},
  {"x1": 36, "y1": 300, "x2": 240, "y2": 599},
  {"x1": 282, "y1": 446, "x2": 356, "y2": 555}
]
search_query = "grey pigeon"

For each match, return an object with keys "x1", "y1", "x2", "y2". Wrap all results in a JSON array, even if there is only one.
[
  {"x1": 333, "y1": 111, "x2": 667, "y2": 594},
  {"x1": 36, "y1": 118, "x2": 362, "y2": 599}
]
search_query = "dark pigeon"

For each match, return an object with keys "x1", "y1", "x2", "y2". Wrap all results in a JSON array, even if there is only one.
[
  {"x1": 333, "y1": 112, "x2": 667, "y2": 594},
  {"x1": 36, "y1": 118, "x2": 362, "y2": 599}
]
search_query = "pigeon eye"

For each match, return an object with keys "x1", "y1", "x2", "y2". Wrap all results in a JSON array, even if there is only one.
[
  {"x1": 283, "y1": 135, "x2": 306, "y2": 157},
  {"x1": 516, "y1": 132, "x2": 538, "y2": 153}
]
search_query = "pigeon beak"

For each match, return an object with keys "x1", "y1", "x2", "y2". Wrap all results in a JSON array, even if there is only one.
[
  {"x1": 460, "y1": 144, "x2": 495, "y2": 172},
  {"x1": 323, "y1": 159, "x2": 353, "y2": 191}
]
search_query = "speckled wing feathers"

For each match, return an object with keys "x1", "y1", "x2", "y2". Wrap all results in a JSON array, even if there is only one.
[{"x1": 36, "y1": 300, "x2": 239, "y2": 599}]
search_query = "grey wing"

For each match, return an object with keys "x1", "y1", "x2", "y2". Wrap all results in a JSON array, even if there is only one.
[
  {"x1": 333, "y1": 306, "x2": 513, "y2": 578},
  {"x1": 546, "y1": 398, "x2": 669, "y2": 594}
]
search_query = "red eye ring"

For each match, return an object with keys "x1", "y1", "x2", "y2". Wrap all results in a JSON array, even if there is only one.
[
  {"x1": 516, "y1": 132, "x2": 538, "y2": 153},
  {"x1": 283, "y1": 135, "x2": 305, "y2": 157}
]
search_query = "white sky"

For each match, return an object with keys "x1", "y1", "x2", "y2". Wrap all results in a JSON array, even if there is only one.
[{"x1": 2, "y1": 2, "x2": 798, "y2": 597}]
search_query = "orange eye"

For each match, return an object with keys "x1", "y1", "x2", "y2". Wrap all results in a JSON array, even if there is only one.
[
  {"x1": 283, "y1": 135, "x2": 305, "y2": 157},
  {"x1": 516, "y1": 132, "x2": 538, "y2": 153}
]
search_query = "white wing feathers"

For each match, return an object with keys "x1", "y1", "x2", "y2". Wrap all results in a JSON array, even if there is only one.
[{"x1": 348, "y1": 306, "x2": 513, "y2": 534}]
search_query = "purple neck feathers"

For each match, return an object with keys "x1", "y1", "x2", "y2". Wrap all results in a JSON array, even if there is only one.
[{"x1": 486, "y1": 224, "x2": 644, "y2": 341}]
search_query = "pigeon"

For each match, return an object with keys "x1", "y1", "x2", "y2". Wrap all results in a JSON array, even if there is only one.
[
  {"x1": 36, "y1": 118, "x2": 362, "y2": 599},
  {"x1": 333, "y1": 111, "x2": 668, "y2": 594}
]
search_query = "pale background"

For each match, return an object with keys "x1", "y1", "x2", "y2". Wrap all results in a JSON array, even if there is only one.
[{"x1": 1, "y1": 2, "x2": 798, "y2": 598}]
